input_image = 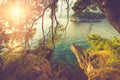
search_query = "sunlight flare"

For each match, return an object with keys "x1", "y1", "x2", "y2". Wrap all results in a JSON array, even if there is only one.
[
  {"x1": 8, "y1": 6, "x2": 26, "y2": 25},
  {"x1": 12, "y1": 7, "x2": 23, "y2": 16}
]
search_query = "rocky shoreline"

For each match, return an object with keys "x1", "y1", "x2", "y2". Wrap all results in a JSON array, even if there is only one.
[{"x1": 70, "y1": 12, "x2": 105, "y2": 22}]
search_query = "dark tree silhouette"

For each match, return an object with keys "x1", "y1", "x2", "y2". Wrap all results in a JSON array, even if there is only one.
[{"x1": 92, "y1": 0, "x2": 120, "y2": 33}]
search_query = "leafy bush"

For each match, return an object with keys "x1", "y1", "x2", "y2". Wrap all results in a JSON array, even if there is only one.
[
  {"x1": 111, "y1": 37, "x2": 120, "y2": 54},
  {"x1": 86, "y1": 34, "x2": 120, "y2": 66},
  {"x1": 87, "y1": 34, "x2": 120, "y2": 54}
]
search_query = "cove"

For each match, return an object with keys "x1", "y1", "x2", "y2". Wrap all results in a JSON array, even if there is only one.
[{"x1": 51, "y1": 18, "x2": 120, "y2": 66}]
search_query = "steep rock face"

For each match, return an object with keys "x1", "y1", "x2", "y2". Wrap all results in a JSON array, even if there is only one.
[
  {"x1": 52, "y1": 60, "x2": 88, "y2": 80},
  {"x1": 71, "y1": 44, "x2": 120, "y2": 80},
  {"x1": 71, "y1": 44, "x2": 88, "y2": 74}
]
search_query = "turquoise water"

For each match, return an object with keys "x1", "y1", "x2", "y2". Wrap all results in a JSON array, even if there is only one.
[
  {"x1": 33, "y1": 17, "x2": 120, "y2": 66},
  {"x1": 51, "y1": 18, "x2": 120, "y2": 66}
]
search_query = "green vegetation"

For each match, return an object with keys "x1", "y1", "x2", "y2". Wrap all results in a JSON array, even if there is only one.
[
  {"x1": 72, "y1": 0, "x2": 91, "y2": 14},
  {"x1": 1, "y1": 52, "x2": 23, "y2": 65},
  {"x1": 87, "y1": 34, "x2": 120, "y2": 54},
  {"x1": 72, "y1": 0, "x2": 98, "y2": 14},
  {"x1": 71, "y1": 0, "x2": 103, "y2": 22},
  {"x1": 86, "y1": 34, "x2": 120, "y2": 66}
]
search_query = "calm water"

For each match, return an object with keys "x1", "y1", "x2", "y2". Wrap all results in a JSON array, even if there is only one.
[
  {"x1": 33, "y1": 18, "x2": 120, "y2": 66},
  {"x1": 52, "y1": 18, "x2": 120, "y2": 66}
]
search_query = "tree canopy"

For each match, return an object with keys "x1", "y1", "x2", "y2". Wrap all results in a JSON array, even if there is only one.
[{"x1": 0, "y1": 0, "x2": 61, "y2": 53}]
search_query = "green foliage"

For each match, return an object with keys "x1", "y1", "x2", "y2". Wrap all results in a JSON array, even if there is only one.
[
  {"x1": 1, "y1": 52, "x2": 23, "y2": 65},
  {"x1": 111, "y1": 37, "x2": 120, "y2": 54},
  {"x1": 107, "y1": 53, "x2": 120, "y2": 66},
  {"x1": 86, "y1": 34, "x2": 120, "y2": 67},
  {"x1": 87, "y1": 34, "x2": 120, "y2": 54},
  {"x1": 72, "y1": 0, "x2": 90, "y2": 13},
  {"x1": 72, "y1": 0, "x2": 96, "y2": 14}
]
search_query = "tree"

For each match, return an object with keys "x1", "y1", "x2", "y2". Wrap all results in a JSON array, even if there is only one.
[
  {"x1": 0, "y1": 0, "x2": 60, "y2": 53},
  {"x1": 0, "y1": 1, "x2": 59, "y2": 79},
  {"x1": 0, "y1": 0, "x2": 42, "y2": 51}
]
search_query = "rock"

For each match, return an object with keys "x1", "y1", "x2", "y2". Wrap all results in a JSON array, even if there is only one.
[
  {"x1": 1, "y1": 54, "x2": 53, "y2": 80},
  {"x1": 44, "y1": 48, "x2": 53, "y2": 61},
  {"x1": 71, "y1": 44, "x2": 88, "y2": 74},
  {"x1": 71, "y1": 44, "x2": 120, "y2": 80},
  {"x1": 70, "y1": 12, "x2": 105, "y2": 22},
  {"x1": 52, "y1": 60, "x2": 88, "y2": 80},
  {"x1": 89, "y1": 67, "x2": 120, "y2": 80}
]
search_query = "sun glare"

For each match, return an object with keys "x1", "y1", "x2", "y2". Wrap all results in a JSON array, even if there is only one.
[
  {"x1": 8, "y1": 6, "x2": 26, "y2": 24},
  {"x1": 12, "y1": 7, "x2": 23, "y2": 16}
]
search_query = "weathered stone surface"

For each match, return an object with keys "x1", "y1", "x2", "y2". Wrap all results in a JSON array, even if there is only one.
[
  {"x1": 71, "y1": 44, "x2": 88, "y2": 74},
  {"x1": 52, "y1": 60, "x2": 88, "y2": 80},
  {"x1": 71, "y1": 44, "x2": 120, "y2": 80}
]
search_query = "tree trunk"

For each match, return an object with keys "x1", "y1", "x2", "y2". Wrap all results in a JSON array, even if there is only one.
[{"x1": 93, "y1": 0, "x2": 120, "y2": 33}]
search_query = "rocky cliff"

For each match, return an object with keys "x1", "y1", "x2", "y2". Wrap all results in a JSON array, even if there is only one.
[{"x1": 71, "y1": 44, "x2": 120, "y2": 80}]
